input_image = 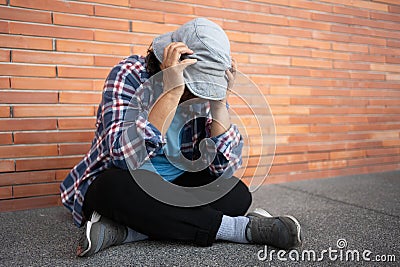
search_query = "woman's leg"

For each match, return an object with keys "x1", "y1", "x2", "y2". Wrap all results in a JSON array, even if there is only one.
[
  {"x1": 83, "y1": 168, "x2": 223, "y2": 247},
  {"x1": 172, "y1": 169, "x2": 252, "y2": 217}
]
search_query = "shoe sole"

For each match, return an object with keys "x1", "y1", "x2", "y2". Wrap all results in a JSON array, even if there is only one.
[
  {"x1": 284, "y1": 215, "x2": 302, "y2": 248},
  {"x1": 79, "y1": 211, "x2": 101, "y2": 257}
]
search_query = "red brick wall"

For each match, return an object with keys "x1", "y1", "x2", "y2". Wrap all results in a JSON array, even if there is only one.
[{"x1": 1, "y1": 0, "x2": 399, "y2": 211}]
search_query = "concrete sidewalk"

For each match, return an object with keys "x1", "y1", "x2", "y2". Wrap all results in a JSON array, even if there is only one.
[{"x1": 1, "y1": 171, "x2": 399, "y2": 266}]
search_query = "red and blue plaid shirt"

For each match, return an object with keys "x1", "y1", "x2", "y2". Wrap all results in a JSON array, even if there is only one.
[{"x1": 60, "y1": 55, "x2": 243, "y2": 227}]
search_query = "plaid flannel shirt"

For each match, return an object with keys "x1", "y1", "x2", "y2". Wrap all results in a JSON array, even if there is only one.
[{"x1": 60, "y1": 55, "x2": 243, "y2": 227}]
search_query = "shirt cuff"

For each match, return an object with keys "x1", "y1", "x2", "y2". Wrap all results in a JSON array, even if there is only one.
[
  {"x1": 210, "y1": 124, "x2": 241, "y2": 160},
  {"x1": 135, "y1": 114, "x2": 166, "y2": 153}
]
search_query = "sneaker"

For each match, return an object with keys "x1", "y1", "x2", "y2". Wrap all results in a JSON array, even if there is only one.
[
  {"x1": 77, "y1": 211, "x2": 128, "y2": 257},
  {"x1": 246, "y1": 208, "x2": 302, "y2": 250}
]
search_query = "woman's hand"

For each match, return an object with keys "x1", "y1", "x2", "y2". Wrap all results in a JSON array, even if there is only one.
[{"x1": 160, "y1": 42, "x2": 197, "y2": 95}]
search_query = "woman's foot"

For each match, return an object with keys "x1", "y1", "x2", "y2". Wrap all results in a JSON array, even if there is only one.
[
  {"x1": 77, "y1": 211, "x2": 127, "y2": 257},
  {"x1": 246, "y1": 208, "x2": 302, "y2": 249}
]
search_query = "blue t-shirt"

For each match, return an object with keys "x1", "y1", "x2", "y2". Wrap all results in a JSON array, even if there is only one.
[{"x1": 139, "y1": 106, "x2": 186, "y2": 182}]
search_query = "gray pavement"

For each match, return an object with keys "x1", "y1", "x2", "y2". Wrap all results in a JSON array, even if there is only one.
[{"x1": 0, "y1": 171, "x2": 399, "y2": 266}]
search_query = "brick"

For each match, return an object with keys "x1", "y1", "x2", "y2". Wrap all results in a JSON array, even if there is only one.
[
  {"x1": 0, "y1": 160, "x2": 14, "y2": 172},
  {"x1": 57, "y1": 66, "x2": 109, "y2": 79},
  {"x1": 291, "y1": 58, "x2": 332, "y2": 69},
  {"x1": 0, "y1": 77, "x2": 9, "y2": 88},
  {"x1": 332, "y1": 42, "x2": 369, "y2": 53},
  {"x1": 289, "y1": 38, "x2": 331, "y2": 49},
  {"x1": 0, "y1": 20, "x2": 8, "y2": 33},
  {"x1": 9, "y1": 21, "x2": 94, "y2": 40},
  {"x1": 226, "y1": 31, "x2": 250, "y2": 43},
  {"x1": 13, "y1": 105, "x2": 94, "y2": 117},
  {"x1": 94, "y1": 30, "x2": 154, "y2": 45},
  {"x1": 0, "y1": 195, "x2": 60, "y2": 212},
  {"x1": 276, "y1": 125, "x2": 309, "y2": 134},
  {"x1": 385, "y1": 56, "x2": 400, "y2": 64},
  {"x1": 312, "y1": 13, "x2": 352, "y2": 24},
  {"x1": 0, "y1": 34, "x2": 52, "y2": 50},
  {"x1": 370, "y1": 11, "x2": 400, "y2": 22},
  {"x1": 57, "y1": 39, "x2": 131, "y2": 56},
  {"x1": 94, "y1": 55, "x2": 123, "y2": 67},
  {"x1": 0, "y1": 106, "x2": 9, "y2": 117},
  {"x1": 270, "y1": 26, "x2": 312, "y2": 38},
  {"x1": 231, "y1": 42, "x2": 269, "y2": 54},
  {"x1": 0, "y1": 6, "x2": 52, "y2": 23},
  {"x1": 350, "y1": 54, "x2": 385, "y2": 63},
  {"x1": 311, "y1": 50, "x2": 349, "y2": 61},
  {"x1": 333, "y1": 5, "x2": 369, "y2": 18},
  {"x1": 131, "y1": 21, "x2": 178, "y2": 34},
  {"x1": 0, "y1": 133, "x2": 12, "y2": 144},
  {"x1": 0, "y1": 91, "x2": 58, "y2": 104},
  {"x1": 386, "y1": 74, "x2": 400, "y2": 80},
  {"x1": 55, "y1": 169, "x2": 70, "y2": 181},
  {"x1": 371, "y1": 63, "x2": 400, "y2": 72},
  {"x1": 131, "y1": 45, "x2": 148, "y2": 56},
  {"x1": 274, "y1": 152, "x2": 330, "y2": 164},
  {"x1": 334, "y1": 61, "x2": 370, "y2": 70},
  {"x1": 59, "y1": 143, "x2": 91, "y2": 156},
  {"x1": 223, "y1": 21, "x2": 270, "y2": 35},
  {"x1": 53, "y1": 12, "x2": 130, "y2": 31},
  {"x1": 308, "y1": 160, "x2": 347, "y2": 171},
  {"x1": 288, "y1": 18, "x2": 331, "y2": 31},
  {"x1": 223, "y1": 0, "x2": 270, "y2": 13},
  {"x1": 16, "y1": 156, "x2": 82, "y2": 171},
  {"x1": 366, "y1": 147, "x2": 400, "y2": 157},
  {"x1": 0, "y1": 49, "x2": 9, "y2": 62},
  {"x1": 12, "y1": 50, "x2": 94, "y2": 66},
  {"x1": 13, "y1": 182, "x2": 60, "y2": 198},
  {"x1": 59, "y1": 92, "x2": 101, "y2": 104},
  {"x1": 11, "y1": 77, "x2": 95, "y2": 91},
  {"x1": 350, "y1": 35, "x2": 386, "y2": 46},
  {"x1": 249, "y1": 55, "x2": 290, "y2": 66},
  {"x1": 249, "y1": 33, "x2": 288, "y2": 45},
  {"x1": 10, "y1": 0, "x2": 94, "y2": 15},
  {"x1": 389, "y1": 5, "x2": 400, "y2": 13},
  {"x1": 0, "y1": 118, "x2": 57, "y2": 131},
  {"x1": 81, "y1": 0, "x2": 129, "y2": 5},
  {"x1": 95, "y1": 5, "x2": 163, "y2": 22},
  {"x1": 370, "y1": 46, "x2": 400, "y2": 56},
  {"x1": 313, "y1": 31, "x2": 350, "y2": 43},
  {"x1": 350, "y1": 72, "x2": 385, "y2": 80},
  {"x1": 0, "y1": 186, "x2": 12, "y2": 199},
  {"x1": 387, "y1": 39, "x2": 400, "y2": 48},
  {"x1": 0, "y1": 170, "x2": 56, "y2": 186},
  {"x1": 330, "y1": 150, "x2": 366, "y2": 160},
  {"x1": 131, "y1": 0, "x2": 193, "y2": 14},
  {"x1": 195, "y1": 7, "x2": 246, "y2": 22},
  {"x1": 164, "y1": 13, "x2": 196, "y2": 25},
  {"x1": 0, "y1": 63, "x2": 56, "y2": 77},
  {"x1": 0, "y1": 144, "x2": 58, "y2": 159},
  {"x1": 270, "y1": 5, "x2": 311, "y2": 19},
  {"x1": 289, "y1": 0, "x2": 332, "y2": 12},
  {"x1": 57, "y1": 118, "x2": 97, "y2": 130},
  {"x1": 250, "y1": 75, "x2": 289, "y2": 85},
  {"x1": 269, "y1": 46, "x2": 311, "y2": 57},
  {"x1": 14, "y1": 131, "x2": 94, "y2": 144}
]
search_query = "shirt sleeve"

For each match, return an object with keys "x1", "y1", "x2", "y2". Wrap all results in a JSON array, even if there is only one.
[
  {"x1": 101, "y1": 58, "x2": 165, "y2": 170},
  {"x1": 208, "y1": 122, "x2": 244, "y2": 178}
]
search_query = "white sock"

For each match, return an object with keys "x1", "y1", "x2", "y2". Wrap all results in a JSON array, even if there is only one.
[
  {"x1": 216, "y1": 215, "x2": 250, "y2": 243},
  {"x1": 123, "y1": 227, "x2": 148, "y2": 244}
]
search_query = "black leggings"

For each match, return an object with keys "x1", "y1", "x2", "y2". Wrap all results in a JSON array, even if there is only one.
[{"x1": 82, "y1": 168, "x2": 252, "y2": 246}]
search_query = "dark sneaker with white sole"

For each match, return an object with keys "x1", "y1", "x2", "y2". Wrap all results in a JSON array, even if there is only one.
[
  {"x1": 246, "y1": 208, "x2": 302, "y2": 250},
  {"x1": 77, "y1": 211, "x2": 127, "y2": 257}
]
